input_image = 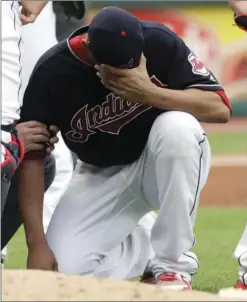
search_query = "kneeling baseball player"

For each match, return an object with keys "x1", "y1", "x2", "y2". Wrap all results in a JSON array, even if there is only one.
[{"x1": 18, "y1": 7, "x2": 231, "y2": 290}]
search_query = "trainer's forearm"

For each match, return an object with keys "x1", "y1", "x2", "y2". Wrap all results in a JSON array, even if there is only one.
[
  {"x1": 144, "y1": 86, "x2": 231, "y2": 123},
  {"x1": 18, "y1": 157, "x2": 46, "y2": 247}
]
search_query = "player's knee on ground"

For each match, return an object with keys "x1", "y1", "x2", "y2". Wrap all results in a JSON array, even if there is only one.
[{"x1": 148, "y1": 111, "x2": 204, "y2": 157}]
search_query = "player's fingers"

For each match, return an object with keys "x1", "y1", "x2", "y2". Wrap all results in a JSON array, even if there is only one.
[
  {"x1": 49, "y1": 125, "x2": 59, "y2": 134},
  {"x1": 102, "y1": 64, "x2": 126, "y2": 75},
  {"x1": 30, "y1": 127, "x2": 50, "y2": 137},
  {"x1": 28, "y1": 143, "x2": 45, "y2": 151},
  {"x1": 140, "y1": 54, "x2": 147, "y2": 68},
  {"x1": 24, "y1": 121, "x2": 48, "y2": 128},
  {"x1": 100, "y1": 80, "x2": 112, "y2": 91},
  {"x1": 46, "y1": 144, "x2": 55, "y2": 154},
  {"x1": 100, "y1": 80, "x2": 121, "y2": 96},
  {"x1": 30, "y1": 134, "x2": 50, "y2": 143},
  {"x1": 49, "y1": 137, "x2": 59, "y2": 145},
  {"x1": 95, "y1": 64, "x2": 124, "y2": 77}
]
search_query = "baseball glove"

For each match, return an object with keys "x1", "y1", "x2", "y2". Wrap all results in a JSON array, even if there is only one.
[
  {"x1": 58, "y1": 1, "x2": 86, "y2": 20},
  {"x1": 234, "y1": 13, "x2": 247, "y2": 31}
]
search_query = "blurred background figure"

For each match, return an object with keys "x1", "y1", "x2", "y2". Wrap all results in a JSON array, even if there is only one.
[{"x1": 53, "y1": 1, "x2": 88, "y2": 41}]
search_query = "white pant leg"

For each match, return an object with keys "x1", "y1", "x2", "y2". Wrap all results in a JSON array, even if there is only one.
[
  {"x1": 142, "y1": 111, "x2": 211, "y2": 282},
  {"x1": 43, "y1": 132, "x2": 73, "y2": 232},
  {"x1": 46, "y1": 160, "x2": 153, "y2": 279},
  {"x1": 2, "y1": 1, "x2": 23, "y2": 124},
  {"x1": 234, "y1": 223, "x2": 247, "y2": 285}
]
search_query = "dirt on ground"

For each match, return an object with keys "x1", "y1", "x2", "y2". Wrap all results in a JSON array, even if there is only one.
[
  {"x1": 200, "y1": 163, "x2": 247, "y2": 207},
  {"x1": 200, "y1": 118, "x2": 247, "y2": 207},
  {"x1": 3, "y1": 269, "x2": 242, "y2": 301}
]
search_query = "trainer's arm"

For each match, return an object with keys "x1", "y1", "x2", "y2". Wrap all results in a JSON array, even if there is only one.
[
  {"x1": 17, "y1": 63, "x2": 55, "y2": 247},
  {"x1": 18, "y1": 156, "x2": 46, "y2": 247}
]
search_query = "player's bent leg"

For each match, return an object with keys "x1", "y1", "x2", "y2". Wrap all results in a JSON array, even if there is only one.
[
  {"x1": 1, "y1": 155, "x2": 56, "y2": 248},
  {"x1": 142, "y1": 111, "x2": 211, "y2": 289},
  {"x1": 46, "y1": 162, "x2": 152, "y2": 278}
]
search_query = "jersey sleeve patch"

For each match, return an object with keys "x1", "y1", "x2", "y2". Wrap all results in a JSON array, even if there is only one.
[{"x1": 188, "y1": 52, "x2": 210, "y2": 77}]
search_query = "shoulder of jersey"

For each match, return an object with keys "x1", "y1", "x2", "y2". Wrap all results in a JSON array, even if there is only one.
[
  {"x1": 31, "y1": 41, "x2": 67, "y2": 74},
  {"x1": 141, "y1": 20, "x2": 177, "y2": 39},
  {"x1": 141, "y1": 20, "x2": 177, "y2": 55}
]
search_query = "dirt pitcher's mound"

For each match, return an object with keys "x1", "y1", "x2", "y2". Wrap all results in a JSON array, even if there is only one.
[{"x1": 2, "y1": 269, "x2": 242, "y2": 301}]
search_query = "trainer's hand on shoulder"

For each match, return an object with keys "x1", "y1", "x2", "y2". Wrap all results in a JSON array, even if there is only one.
[
  {"x1": 16, "y1": 121, "x2": 59, "y2": 154},
  {"x1": 16, "y1": 121, "x2": 50, "y2": 153},
  {"x1": 27, "y1": 243, "x2": 58, "y2": 271},
  {"x1": 95, "y1": 54, "x2": 154, "y2": 103},
  {"x1": 20, "y1": 1, "x2": 48, "y2": 25}
]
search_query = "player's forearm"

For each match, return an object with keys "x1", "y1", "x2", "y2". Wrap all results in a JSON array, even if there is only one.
[
  {"x1": 145, "y1": 87, "x2": 231, "y2": 123},
  {"x1": 18, "y1": 157, "x2": 46, "y2": 247}
]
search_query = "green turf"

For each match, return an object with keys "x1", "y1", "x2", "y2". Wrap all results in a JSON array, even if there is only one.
[
  {"x1": 4, "y1": 227, "x2": 27, "y2": 269},
  {"x1": 207, "y1": 132, "x2": 247, "y2": 155},
  {"x1": 4, "y1": 208, "x2": 246, "y2": 293},
  {"x1": 192, "y1": 208, "x2": 246, "y2": 292}
]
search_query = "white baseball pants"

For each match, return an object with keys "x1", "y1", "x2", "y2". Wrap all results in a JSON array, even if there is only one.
[
  {"x1": 46, "y1": 111, "x2": 211, "y2": 281},
  {"x1": 1, "y1": 1, "x2": 24, "y2": 209},
  {"x1": 2, "y1": 1, "x2": 22, "y2": 126}
]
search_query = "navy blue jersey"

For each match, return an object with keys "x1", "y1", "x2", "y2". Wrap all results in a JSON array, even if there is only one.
[{"x1": 20, "y1": 22, "x2": 228, "y2": 167}]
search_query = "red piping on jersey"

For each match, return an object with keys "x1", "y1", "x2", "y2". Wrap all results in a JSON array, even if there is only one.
[
  {"x1": 68, "y1": 34, "x2": 89, "y2": 62},
  {"x1": 214, "y1": 90, "x2": 232, "y2": 114}
]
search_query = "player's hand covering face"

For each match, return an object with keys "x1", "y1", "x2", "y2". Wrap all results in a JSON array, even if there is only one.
[
  {"x1": 228, "y1": 0, "x2": 247, "y2": 15},
  {"x1": 95, "y1": 55, "x2": 154, "y2": 103},
  {"x1": 16, "y1": 121, "x2": 59, "y2": 154}
]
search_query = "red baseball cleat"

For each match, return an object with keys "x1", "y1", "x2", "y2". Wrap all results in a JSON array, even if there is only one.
[
  {"x1": 157, "y1": 272, "x2": 192, "y2": 290},
  {"x1": 235, "y1": 280, "x2": 247, "y2": 290}
]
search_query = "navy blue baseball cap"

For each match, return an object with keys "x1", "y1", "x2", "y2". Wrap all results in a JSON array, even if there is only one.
[{"x1": 88, "y1": 6, "x2": 144, "y2": 69}]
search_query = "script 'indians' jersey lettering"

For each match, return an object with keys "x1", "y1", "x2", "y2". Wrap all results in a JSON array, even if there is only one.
[
  {"x1": 65, "y1": 75, "x2": 166, "y2": 144},
  {"x1": 20, "y1": 22, "x2": 230, "y2": 167}
]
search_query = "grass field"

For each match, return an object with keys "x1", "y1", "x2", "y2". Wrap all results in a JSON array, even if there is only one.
[
  {"x1": 3, "y1": 132, "x2": 247, "y2": 293},
  {"x1": 208, "y1": 132, "x2": 247, "y2": 155}
]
